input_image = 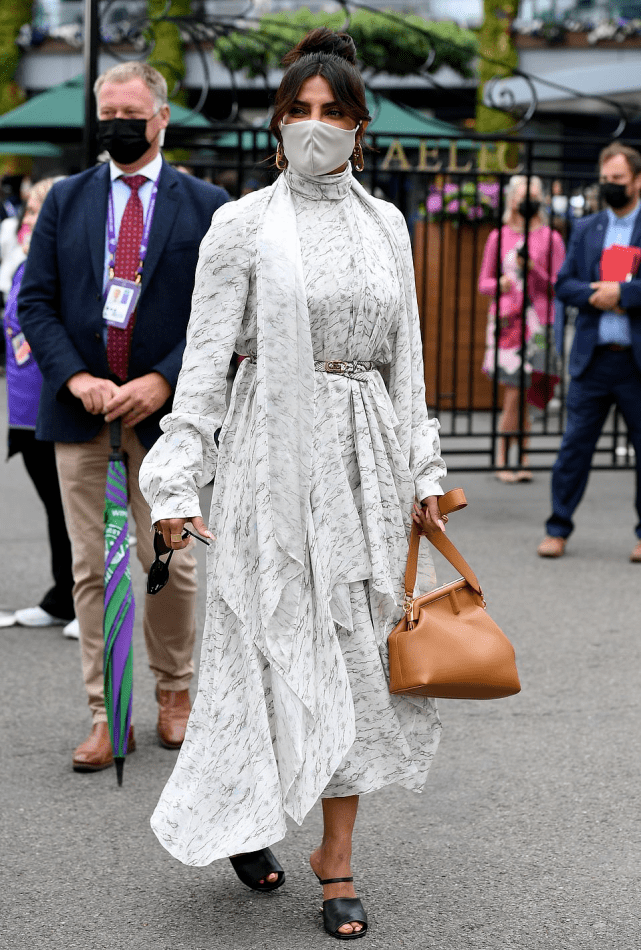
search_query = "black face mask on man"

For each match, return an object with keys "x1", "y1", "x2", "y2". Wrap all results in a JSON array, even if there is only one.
[
  {"x1": 599, "y1": 181, "x2": 630, "y2": 210},
  {"x1": 97, "y1": 118, "x2": 152, "y2": 165},
  {"x1": 517, "y1": 198, "x2": 541, "y2": 220}
]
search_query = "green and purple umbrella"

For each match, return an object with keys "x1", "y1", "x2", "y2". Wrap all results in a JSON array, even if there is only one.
[{"x1": 103, "y1": 420, "x2": 135, "y2": 786}]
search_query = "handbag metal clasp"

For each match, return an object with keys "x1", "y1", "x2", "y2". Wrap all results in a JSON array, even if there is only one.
[{"x1": 403, "y1": 593, "x2": 415, "y2": 628}]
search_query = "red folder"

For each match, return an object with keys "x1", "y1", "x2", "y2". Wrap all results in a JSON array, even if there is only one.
[{"x1": 600, "y1": 244, "x2": 641, "y2": 282}]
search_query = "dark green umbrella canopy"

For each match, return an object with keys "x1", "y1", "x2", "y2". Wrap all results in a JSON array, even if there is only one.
[
  {"x1": 0, "y1": 141, "x2": 63, "y2": 157},
  {"x1": 212, "y1": 91, "x2": 474, "y2": 150},
  {"x1": 0, "y1": 75, "x2": 211, "y2": 131}
]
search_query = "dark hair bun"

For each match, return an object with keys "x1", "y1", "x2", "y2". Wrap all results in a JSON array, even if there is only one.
[{"x1": 282, "y1": 28, "x2": 357, "y2": 67}]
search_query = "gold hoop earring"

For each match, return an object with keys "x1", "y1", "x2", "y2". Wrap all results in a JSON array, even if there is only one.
[
  {"x1": 275, "y1": 143, "x2": 288, "y2": 170},
  {"x1": 353, "y1": 142, "x2": 365, "y2": 173}
]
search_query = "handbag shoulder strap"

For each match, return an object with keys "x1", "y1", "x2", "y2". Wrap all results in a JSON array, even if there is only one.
[{"x1": 404, "y1": 488, "x2": 483, "y2": 599}]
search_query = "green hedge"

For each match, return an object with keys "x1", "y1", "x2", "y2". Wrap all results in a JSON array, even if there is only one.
[{"x1": 215, "y1": 9, "x2": 478, "y2": 80}]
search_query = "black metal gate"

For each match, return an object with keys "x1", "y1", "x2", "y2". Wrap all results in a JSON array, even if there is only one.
[
  {"x1": 189, "y1": 127, "x2": 639, "y2": 474},
  {"x1": 1, "y1": 114, "x2": 638, "y2": 475}
]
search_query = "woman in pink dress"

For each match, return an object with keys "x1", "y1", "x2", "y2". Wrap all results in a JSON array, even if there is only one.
[{"x1": 479, "y1": 175, "x2": 565, "y2": 481}]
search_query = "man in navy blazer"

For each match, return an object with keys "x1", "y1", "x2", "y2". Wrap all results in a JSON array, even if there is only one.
[
  {"x1": 19, "y1": 62, "x2": 228, "y2": 771},
  {"x1": 538, "y1": 143, "x2": 641, "y2": 561}
]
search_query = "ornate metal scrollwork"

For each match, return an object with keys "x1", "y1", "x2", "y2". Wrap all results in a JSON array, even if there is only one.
[
  {"x1": 483, "y1": 72, "x2": 539, "y2": 134},
  {"x1": 88, "y1": 0, "x2": 638, "y2": 138},
  {"x1": 484, "y1": 66, "x2": 632, "y2": 137}
]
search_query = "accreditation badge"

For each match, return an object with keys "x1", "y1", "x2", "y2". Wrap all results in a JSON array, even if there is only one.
[
  {"x1": 11, "y1": 331, "x2": 32, "y2": 366},
  {"x1": 103, "y1": 277, "x2": 140, "y2": 329}
]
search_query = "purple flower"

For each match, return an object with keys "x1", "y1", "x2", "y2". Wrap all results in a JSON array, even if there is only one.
[
  {"x1": 448, "y1": 200, "x2": 460, "y2": 214},
  {"x1": 426, "y1": 194, "x2": 443, "y2": 213},
  {"x1": 443, "y1": 183, "x2": 459, "y2": 195},
  {"x1": 478, "y1": 182, "x2": 500, "y2": 204}
]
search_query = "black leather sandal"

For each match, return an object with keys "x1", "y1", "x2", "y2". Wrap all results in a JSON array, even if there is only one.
[
  {"x1": 228, "y1": 848, "x2": 285, "y2": 892},
  {"x1": 319, "y1": 877, "x2": 368, "y2": 941}
]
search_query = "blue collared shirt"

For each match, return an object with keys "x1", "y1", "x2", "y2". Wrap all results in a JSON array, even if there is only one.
[
  {"x1": 102, "y1": 152, "x2": 163, "y2": 290},
  {"x1": 598, "y1": 201, "x2": 641, "y2": 345}
]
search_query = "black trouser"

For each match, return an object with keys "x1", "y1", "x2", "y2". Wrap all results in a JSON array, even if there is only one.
[
  {"x1": 546, "y1": 348, "x2": 641, "y2": 540},
  {"x1": 11, "y1": 430, "x2": 75, "y2": 620}
]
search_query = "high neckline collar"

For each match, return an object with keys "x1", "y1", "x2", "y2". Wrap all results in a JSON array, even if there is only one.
[{"x1": 285, "y1": 163, "x2": 353, "y2": 200}]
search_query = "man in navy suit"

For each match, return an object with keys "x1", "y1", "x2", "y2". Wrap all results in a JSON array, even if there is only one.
[
  {"x1": 19, "y1": 62, "x2": 228, "y2": 771},
  {"x1": 538, "y1": 143, "x2": 641, "y2": 561}
]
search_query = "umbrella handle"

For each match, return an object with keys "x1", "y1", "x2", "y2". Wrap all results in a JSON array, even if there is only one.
[{"x1": 109, "y1": 417, "x2": 122, "y2": 454}]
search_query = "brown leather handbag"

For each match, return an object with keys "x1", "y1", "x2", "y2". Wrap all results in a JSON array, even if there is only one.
[{"x1": 388, "y1": 488, "x2": 521, "y2": 700}]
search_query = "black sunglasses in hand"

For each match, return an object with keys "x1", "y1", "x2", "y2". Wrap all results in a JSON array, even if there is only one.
[{"x1": 147, "y1": 528, "x2": 210, "y2": 595}]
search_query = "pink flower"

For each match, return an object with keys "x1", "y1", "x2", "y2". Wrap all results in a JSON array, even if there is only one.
[
  {"x1": 478, "y1": 182, "x2": 500, "y2": 200},
  {"x1": 426, "y1": 194, "x2": 443, "y2": 213}
]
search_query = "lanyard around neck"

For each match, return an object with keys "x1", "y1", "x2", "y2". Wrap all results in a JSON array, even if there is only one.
[{"x1": 107, "y1": 174, "x2": 160, "y2": 284}]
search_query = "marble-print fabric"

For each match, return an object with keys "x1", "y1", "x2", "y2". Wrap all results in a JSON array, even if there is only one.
[{"x1": 139, "y1": 165, "x2": 446, "y2": 867}]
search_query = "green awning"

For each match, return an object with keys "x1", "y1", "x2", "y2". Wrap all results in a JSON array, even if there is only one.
[
  {"x1": 366, "y1": 93, "x2": 476, "y2": 148},
  {"x1": 0, "y1": 141, "x2": 63, "y2": 157},
  {"x1": 212, "y1": 127, "x2": 272, "y2": 151},
  {"x1": 0, "y1": 76, "x2": 211, "y2": 130},
  {"x1": 211, "y1": 91, "x2": 473, "y2": 151}
]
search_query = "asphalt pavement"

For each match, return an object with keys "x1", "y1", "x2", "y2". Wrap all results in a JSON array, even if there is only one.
[{"x1": 1, "y1": 383, "x2": 640, "y2": 950}]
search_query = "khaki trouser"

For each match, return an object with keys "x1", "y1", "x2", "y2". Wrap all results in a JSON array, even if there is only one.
[{"x1": 56, "y1": 425, "x2": 197, "y2": 724}]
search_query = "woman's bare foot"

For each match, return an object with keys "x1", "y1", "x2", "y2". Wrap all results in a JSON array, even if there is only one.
[
  {"x1": 495, "y1": 469, "x2": 517, "y2": 483},
  {"x1": 310, "y1": 844, "x2": 364, "y2": 936},
  {"x1": 230, "y1": 852, "x2": 279, "y2": 886},
  {"x1": 516, "y1": 454, "x2": 532, "y2": 482}
]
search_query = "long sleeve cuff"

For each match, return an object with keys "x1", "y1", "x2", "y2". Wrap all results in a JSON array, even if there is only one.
[{"x1": 415, "y1": 476, "x2": 445, "y2": 502}]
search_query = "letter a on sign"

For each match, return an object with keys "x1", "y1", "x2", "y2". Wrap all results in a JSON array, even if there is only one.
[{"x1": 381, "y1": 139, "x2": 411, "y2": 171}]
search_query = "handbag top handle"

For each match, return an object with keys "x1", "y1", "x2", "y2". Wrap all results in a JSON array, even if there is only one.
[{"x1": 404, "y1": 488, "x2": 483, "y2": 601}]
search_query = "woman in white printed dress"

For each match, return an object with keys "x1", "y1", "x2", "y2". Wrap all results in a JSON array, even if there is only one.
[{"x1": 140, "y1": 29, "x2": 447, "y2": 941}]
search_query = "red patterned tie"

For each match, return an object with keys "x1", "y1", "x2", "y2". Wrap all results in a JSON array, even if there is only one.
[{"x1": 107, "y1": 174, "x2": 147, "y2": 381}]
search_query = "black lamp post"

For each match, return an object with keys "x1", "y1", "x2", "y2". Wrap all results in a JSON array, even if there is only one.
[{"x1": 83, "y1": 0, "x2": 100, "y2": 168}]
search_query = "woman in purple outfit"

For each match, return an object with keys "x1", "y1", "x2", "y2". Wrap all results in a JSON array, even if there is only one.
[{"x1": 2, "y1": 177, "x2": 76, "y2": 633}]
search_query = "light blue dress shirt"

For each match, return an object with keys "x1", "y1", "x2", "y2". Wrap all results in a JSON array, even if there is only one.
[
  {"x1": 597, "y1": 201, "x2": 641, "y2": 346},
  {"x1": 102, "y1": 152, "x2": 163, "y2": 290}
]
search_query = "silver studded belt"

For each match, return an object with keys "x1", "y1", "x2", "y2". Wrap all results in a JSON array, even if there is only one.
[
  {"x1": 240, "y1": 356, "x2": 376, "y2": 380},
  {"x1": 314, "y1": 360, "x2": 375, "y2": 379}
]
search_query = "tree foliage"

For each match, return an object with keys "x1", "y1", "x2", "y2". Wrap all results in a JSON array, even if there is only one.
[
  {"x1": 0, "y1": 0, "x2": 31, "y2": 114},
  {"x1": 147, "y1": 0, "x2": 190, "y2": 104},
  {"x1": 215, "y1": 9, "x2": 478, "y2": 81},
  {"x1": 147, "y1": 0, "x2": 191, "y2": 160},
  {"x1": 475, "y1": 0, "x2": 519, "y2": 134},
  {"x1": 0, "y1": 0, "x2": 32, "y2": 173}
]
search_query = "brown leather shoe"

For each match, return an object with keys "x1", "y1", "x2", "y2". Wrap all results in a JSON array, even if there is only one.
[
  {"x1": 156, "y1": 687, "x2": 191, "y2": 749},
  {"x1": 72, "y1": 722, "x2": 136, "y2": 772},
  {"x1": 537, "y1": 535, "x2": 566, "y2": 558},
  {"x1": 631, "y1": 541, "x2": 641, "y2": 562}
]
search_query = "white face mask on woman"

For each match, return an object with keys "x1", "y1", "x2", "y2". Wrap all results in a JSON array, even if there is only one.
[{"x1": 280, "y1": 119, "x2": 358, "y2": 177}]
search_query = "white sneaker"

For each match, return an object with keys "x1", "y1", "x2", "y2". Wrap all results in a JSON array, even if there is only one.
[
  {"x1": 0, "y1": 611, "x2": 17, "y2": 628},
  {"x1": 14, "y1": 606, "x2": 68, "y2": 627},
  {"x1": 63, "y1": 618, "x2": 80, "y2": 639}
]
